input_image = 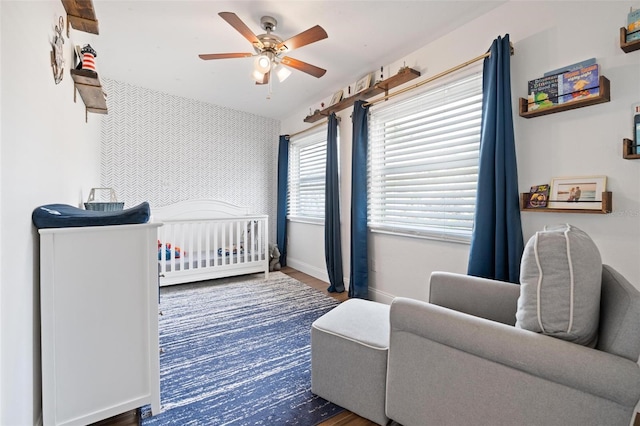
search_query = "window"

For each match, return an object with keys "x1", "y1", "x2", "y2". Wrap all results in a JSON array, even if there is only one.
[
  {"x1": 288, "y1": 128, "x2": 327, "y2": 222},
  {"x1": 368, "y1": 72, "x2": 483, "y2": 243}
]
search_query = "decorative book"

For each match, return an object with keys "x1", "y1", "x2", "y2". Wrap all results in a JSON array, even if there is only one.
[
  {"x1": 559, "y1": 64, "x2": 599, "y2": 104},
  {"x1": 527, "y1": 75, "x2": 560, "y2": 110},
  {"x1": 527, "y1": 184, "x2": 550, "y2": 208},
  {"x1": 628, "y1": 8, "x2": 640, "y2": 42}
]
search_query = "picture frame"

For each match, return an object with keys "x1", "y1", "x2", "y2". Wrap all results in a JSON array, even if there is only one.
[
  {"x1": 329, "y1": 89, "x2": 344, "y2": 106},
  {"x1": 354, "y1": 73, "x2": 372, "y2": 94},
  {"x1": 549, "y1": 175, "x2": 607, "y2": 210}
]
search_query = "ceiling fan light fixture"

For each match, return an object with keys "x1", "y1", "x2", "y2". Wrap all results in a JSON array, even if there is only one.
[
  {"x1": 254, "y1": 53, "x2": 272, "y2": 74},
  {"x1": 275, "y1": 64, "x2": 292, "y2": 82},
  {"x1": 252, "y1": 69, "x2": 266, "y2": 82}
]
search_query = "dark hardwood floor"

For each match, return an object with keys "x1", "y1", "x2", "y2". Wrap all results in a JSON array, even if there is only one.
[{"x1": 91, "y1": 267, "x2": 375, "y2": 426}]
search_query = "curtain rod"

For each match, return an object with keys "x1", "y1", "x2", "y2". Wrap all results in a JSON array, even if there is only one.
[
  {"x1": 364, "y1": 42, "x2": 514, "y2": 108},
  {"x1": 285, "y1": 116, "x2": 341, "y2": 139}
]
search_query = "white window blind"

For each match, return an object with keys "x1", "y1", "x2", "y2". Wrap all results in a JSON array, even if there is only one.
[
  {"x1": 368, "y1": 72, "x2": 483, "y2": 243},
  {"x1": 288, "y1": 128, "x2": 327, "y2": 222}
]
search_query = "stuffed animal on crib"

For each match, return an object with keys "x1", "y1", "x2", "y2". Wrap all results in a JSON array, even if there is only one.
[
  {"x1": 269, "y1": 243, "x2": 281, "y2": 272},
  {"x1": 158, "y1": 240, "x2": 182, "y2": 260}
]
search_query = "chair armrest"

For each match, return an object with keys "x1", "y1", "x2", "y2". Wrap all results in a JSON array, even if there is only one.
[
  {"x1": 429, "y1": 272, "x2": 520, "y2": 325},
  {"x1": 390, "y1": 297, "x2": 640, "y2": 407}
]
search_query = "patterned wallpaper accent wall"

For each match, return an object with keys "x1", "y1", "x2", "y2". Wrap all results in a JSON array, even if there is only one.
[{"x1": 100, "y1": 79, "x2": 280, "y2": 241}]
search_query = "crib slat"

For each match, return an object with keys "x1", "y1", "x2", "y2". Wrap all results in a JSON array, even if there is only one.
[
  {"x1": 207, "y1": 222, "x2": 211, "y2": 267},
  {"x1": 236, "y1": 221, "x2": 241, "y2": 265},
  {"x1": 222, "y1": 222, "x2": 227, "y2": 266},
  {"x1": 258, "y1": 220, "x2": 263, "y2": 264},
  {"x1": 169, "y1": 224, "x2": 176, "y2": 271},
  {"x1": 252, "y1": 220, "x2": 256, "y2": 262},
  {"x1": 213, "y1": 223, "x2": 218, "y2": 267}
]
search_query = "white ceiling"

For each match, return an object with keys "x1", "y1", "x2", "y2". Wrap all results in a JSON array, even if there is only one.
[{"x1": 91, "y1": 1, "x2": 505, "y2": 121}]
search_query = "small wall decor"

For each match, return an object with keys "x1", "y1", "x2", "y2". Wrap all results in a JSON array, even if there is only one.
[
  {"x1": 354, "y1": 73, "x2": 371, "y2": 94},
  {"x1": 50, "y1": 16, "x2": 65, "y2": 84},
  {"x1": 329, "y1": 89, "x2": 343, "y2": 106},
  {"x1": 80, "y1": 44, "x2": 97, "y2": 72}
]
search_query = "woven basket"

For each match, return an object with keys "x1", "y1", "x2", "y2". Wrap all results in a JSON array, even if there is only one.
[{"x1": 84, "y1": 188, "x2": 124, "y2": 211}]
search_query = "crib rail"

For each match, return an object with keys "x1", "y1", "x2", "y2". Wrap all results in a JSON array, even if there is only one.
[{"x1": 157, "y1": 215, "x2": 268, "y2": 286}]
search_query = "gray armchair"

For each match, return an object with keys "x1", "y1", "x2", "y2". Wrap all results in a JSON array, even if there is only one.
[{"x1": 386, "y1": 265, "x2": 640, "y2": 426}]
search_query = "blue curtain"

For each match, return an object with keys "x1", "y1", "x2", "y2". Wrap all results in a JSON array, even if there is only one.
[
  {"x1": 276, "y1": 135, "x2": 289, "y2": 267},
  {"x1": 349, "y1": 101, "x2": 369, "y2": 299},
  {"x1": 325, "y1": 113, "x2": 345, "y2": 293},
  {"x1": 468, "y1": 34, "x2": 524, "y2": 284}
]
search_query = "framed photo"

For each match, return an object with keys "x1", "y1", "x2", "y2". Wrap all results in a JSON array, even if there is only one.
[
  {"x1": 329, "y1": 89, "x2": 343, "y2": 106},
  {"x1": 549, "y1": 176, "x2": 607, "y2": 210},
  {"x1": 354, "y1": 73, "x2": 372, "y2": 94}
]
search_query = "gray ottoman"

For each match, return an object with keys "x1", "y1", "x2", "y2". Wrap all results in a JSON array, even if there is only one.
[{"x1": 311, "y1": 299, "x2": 390, "y2": 425}]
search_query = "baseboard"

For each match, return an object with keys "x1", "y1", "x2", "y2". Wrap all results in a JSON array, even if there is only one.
[
  {"x1": 369, "y1": 287, "x2": 396, "y2": 305},
  {"x1": 286, "y1": 257, "x2": 350, "y2": 290},
  {"x1": 287, "y1": 258, "x2": 328, "y2": 282}
]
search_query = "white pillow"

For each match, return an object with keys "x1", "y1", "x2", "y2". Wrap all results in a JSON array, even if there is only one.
[{"x1": 515, "y1": 224, "x2": 601, "y2": 347}]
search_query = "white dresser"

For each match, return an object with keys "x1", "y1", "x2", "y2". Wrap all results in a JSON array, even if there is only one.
[{"x1": 39, "y1": 223, "x2": 162, "y2": 426}]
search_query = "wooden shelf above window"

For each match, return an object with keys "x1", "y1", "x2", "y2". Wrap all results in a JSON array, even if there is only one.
[
  {"x1": 61, "y1": 0, "x2": 99, "y2": 36},
  {"x1": 518, "y1": 76, "x2": 610, "y2": 118},
  {"x1": 304, "y1": 68, "x2": 421, "y2": 123},
  {"x1": 520, "y1": 192, "x2": 612, "y2": 214},
  {"x1": 623, "y1": 138, "x2": 640, "y2": 159},
  {"x1": 620, "y1": 27, "x2": 640, "y2": 53},
  {"x1": 70, "y1": 68, "x2": 107, "y2": 121}
]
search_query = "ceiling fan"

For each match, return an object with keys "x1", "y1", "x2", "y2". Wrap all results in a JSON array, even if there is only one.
[{"x1": 199, "y1": 12, "x2": 328, "y2": 85}]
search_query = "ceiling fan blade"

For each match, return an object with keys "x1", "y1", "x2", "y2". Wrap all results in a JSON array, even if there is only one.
[
  {"x1": 281, "y1": 56, "x2": 326, "y2": 78},
  {"x1": 276, "y1": 25, "x2": 328, "y2": 52},
  {"x1": 199, "y1": 53, "x2": 254, "y2": 60},
  {"x1": 255, "y1": 71, "x2": 270, "y2": 85},
  {"x1": 218, "y1": 12, "x2": 264, "y2": 49}
]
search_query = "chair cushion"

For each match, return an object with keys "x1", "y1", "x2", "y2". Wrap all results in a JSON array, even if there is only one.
[{"x1": 516, "y1": 224, "x2": 601, "y2": 347}]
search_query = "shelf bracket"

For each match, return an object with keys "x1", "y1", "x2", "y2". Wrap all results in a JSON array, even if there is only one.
[{"x1": 623, "y1": 138, "x2": 640, "y2": 159}]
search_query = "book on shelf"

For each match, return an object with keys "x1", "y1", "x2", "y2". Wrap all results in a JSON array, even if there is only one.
[
  {"x1": 527, "y1": 184, "x2": 550, "y2": 208},
  {"x1": 628, "y1": 8, "x2": 640, "y2": 42},
  {"x1": 559, "y1": 64, "x2": 599, "y2": 104},
  {"x1": 527, "y1": 75, "x2": 560, "y2": 110}
]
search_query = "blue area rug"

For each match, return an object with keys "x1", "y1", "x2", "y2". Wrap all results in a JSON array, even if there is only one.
[{"x1": 141, "y1": 272, "x2": 344, "y2": 425}]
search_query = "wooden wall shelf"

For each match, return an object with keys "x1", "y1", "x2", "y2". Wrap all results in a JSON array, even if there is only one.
[
  {"x1": 304, "y1": 68, "x2": 421, "y2": 123},
  {"x1": 620, "y1": 27, "x2": 640, "y2": 53},
  {"x1": 70, "y1": 68, "x2": 107, "y2": 122},
  {"x1": 519, "y1": 76, "x2": 610, "y2": 118},
  {"x1": 623, "y1": 138, "x2": 640, "y2": 159},
  {"x1": 520, "y1": 192, "x2": 612, "y2": 214},
  {"x1": 61, "y1": 0, "x2": 99, "y2": 35}
]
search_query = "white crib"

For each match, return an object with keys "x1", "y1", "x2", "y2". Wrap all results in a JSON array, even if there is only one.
[{"x1": 153, "y1": 199, "x2": 269, "y2": 286}]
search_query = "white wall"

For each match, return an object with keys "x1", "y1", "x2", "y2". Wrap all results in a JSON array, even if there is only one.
[
  {"x1": 0, "y1": 2, "x2": 102, "y2": 424},
  {"x1": 282, "y1": 1, "x2": 640, "y2": 302}
]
